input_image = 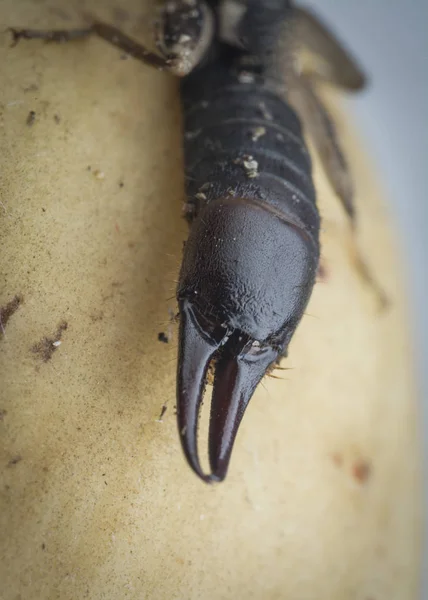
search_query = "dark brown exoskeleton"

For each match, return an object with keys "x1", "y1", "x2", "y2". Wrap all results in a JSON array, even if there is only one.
[{"x1": 9, "y1": 0, "x2": 385, "y2": 483}]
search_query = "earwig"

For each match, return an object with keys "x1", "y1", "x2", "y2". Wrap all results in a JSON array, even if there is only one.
[{"x1": 9, "y1": 0, "x2": 386, "y2": 482}]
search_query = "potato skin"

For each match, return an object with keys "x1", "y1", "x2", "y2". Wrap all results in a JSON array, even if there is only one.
[{"x1": 0, "y1": 1, "x2": 422, "y2": 599}]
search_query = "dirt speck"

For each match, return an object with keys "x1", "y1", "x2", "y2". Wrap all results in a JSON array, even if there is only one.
[
  {"x1": 352, "y1": 459, "x2": 372, "y2": 484},
  {"x1": 53, "y1": 114, "x2": 61, "y2": 124},
  {"x1": 258, "y1": 101, "x2": 273, "y2": 121},
  {"x1": 0, "y1": 409, "x2": 7, "y2": 421},
  {"x1": 90, "y1": 310, "x2": 104, "y2": 323},
  {"x1": 238, "y1": 71, "x2": 255, "y2": 84},
  {"x1": 31, "y1": 320, "x2": 68, "y2": 362},
  {"x1": 41, "y1": 543, "x2": 46, "y2": 550},
  {"x1": 158, "y1": 331, "x2": 169, "y2": 344},
  {"x1": 156, "y1": 404, "x2": 168, "y2": 422},
  {"x1": 0, "y1": 294, "x2": 23, "y2": 337},
  {"x1": 23, "y1": 83, "x2": 39, "y2": 93},
  {"x1": 26, "y1": 110, "x2": 36, "y2": 126},
  {"x1": 250, "y1": 126, "x2": 266, "y2": 142},
  {"x1": 7, "y1": 455, "x2": 22, "y2": 467},
  {"x1": 234, "y1": 154, "x2": 259, "y2": 178}
]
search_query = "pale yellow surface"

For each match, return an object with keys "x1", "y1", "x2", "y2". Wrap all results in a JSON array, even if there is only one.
[{"x1": 0, "y1": 2, "x2": 422, "y2": 599}]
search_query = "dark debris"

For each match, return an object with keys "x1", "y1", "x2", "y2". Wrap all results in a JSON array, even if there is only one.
[
  {"x1": 7, "y1": 455, "x2": 22, "y2": 467},
  {"x1": 0, "y1": 294, "x2": 23, "y2": 337},
  {"x1": 158, "y1": 331, "x2": 169, "y2": 344},
  {"x1": 26, "y1": 110, "x2": 36, "y2": 126},
  {"x1": 31, "y1": 320, "x2": 68, "y2": 362}
]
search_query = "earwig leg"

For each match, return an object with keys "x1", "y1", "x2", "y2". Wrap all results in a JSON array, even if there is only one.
[
  {"x1": 9, "y1": 21, "x2": 171, "y2": 71},
  {"x1": 90, "y1": 22, "x2": 170, "y2": 70},
  {"x1": 8, "y1": 27, "x2": 92, "y2": 47},
  {"x1": 290, "y1": 76, "x2": 355, "y2": 222},
  {"x1": 289, "y1": 79, "x2": 389, "y2": 310},
  {"x1": 294, "y1": 6, "x2": 367, "y2": 91},
  {"x1": 347, "y1": 237, "x2": 390, "y2": 311}
]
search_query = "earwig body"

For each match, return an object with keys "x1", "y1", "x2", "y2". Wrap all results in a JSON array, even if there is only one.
[
  {"x1": 9, "y1": 0, "x2": 380, "y2": 483},
  {"x1": 177, "y1": 49, "x2": 320, "y2": 481}
]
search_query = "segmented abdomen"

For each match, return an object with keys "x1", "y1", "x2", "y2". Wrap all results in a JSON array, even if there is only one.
[{"x1": 180, "y1": 61, "x2": 320, "y2": 251}]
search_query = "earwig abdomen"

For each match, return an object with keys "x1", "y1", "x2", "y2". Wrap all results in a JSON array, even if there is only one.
[
  {"x1": 176, "y1": 57, "x2": 320, "y2": 482},
  {"x1": 181, "y1": 61, "x2": 319, "y2": 243}
]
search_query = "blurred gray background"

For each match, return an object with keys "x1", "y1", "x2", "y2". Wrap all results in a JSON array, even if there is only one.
[{"x1": 308, "y1": 0, "x2": 427, "y2": 593}]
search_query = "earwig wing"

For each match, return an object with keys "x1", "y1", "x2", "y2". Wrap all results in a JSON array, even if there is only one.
[{"x1": 294, "y1": 6, "x2": 367, "y2": 91}]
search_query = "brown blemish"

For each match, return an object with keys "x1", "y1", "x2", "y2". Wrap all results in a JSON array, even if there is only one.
[
  {"x1": 53, "y1": 114, "x2": 61, "y2": 124},
  {"x1": 317, "y1": 261, "x2": 328, "y2": 282},
  {"x1": 352, "y1": 459, "x2": 371, "y2": 484},
  {"x1": 7, "y1": 455, "x2": 22, "y2": 467},
  {"x1": 0, "y1": 294, "x2": 23, "y2": 337},
  {"x1": 331, "y1": 452, "x2": 343, "y2": 467},
  {"x1": 0, "y1": 409, "x2": 7, "y2": 421},
  {"x1": 102, "y1": 281, "x2": 125, "y2": 303},
  {"x1": 31, "y1": 320, "x2": 68, "y2": 362}
]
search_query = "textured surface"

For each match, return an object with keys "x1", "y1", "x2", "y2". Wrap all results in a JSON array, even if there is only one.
[{"x1": 0, "y1": 1, "x2": 422, "y2": 599}]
